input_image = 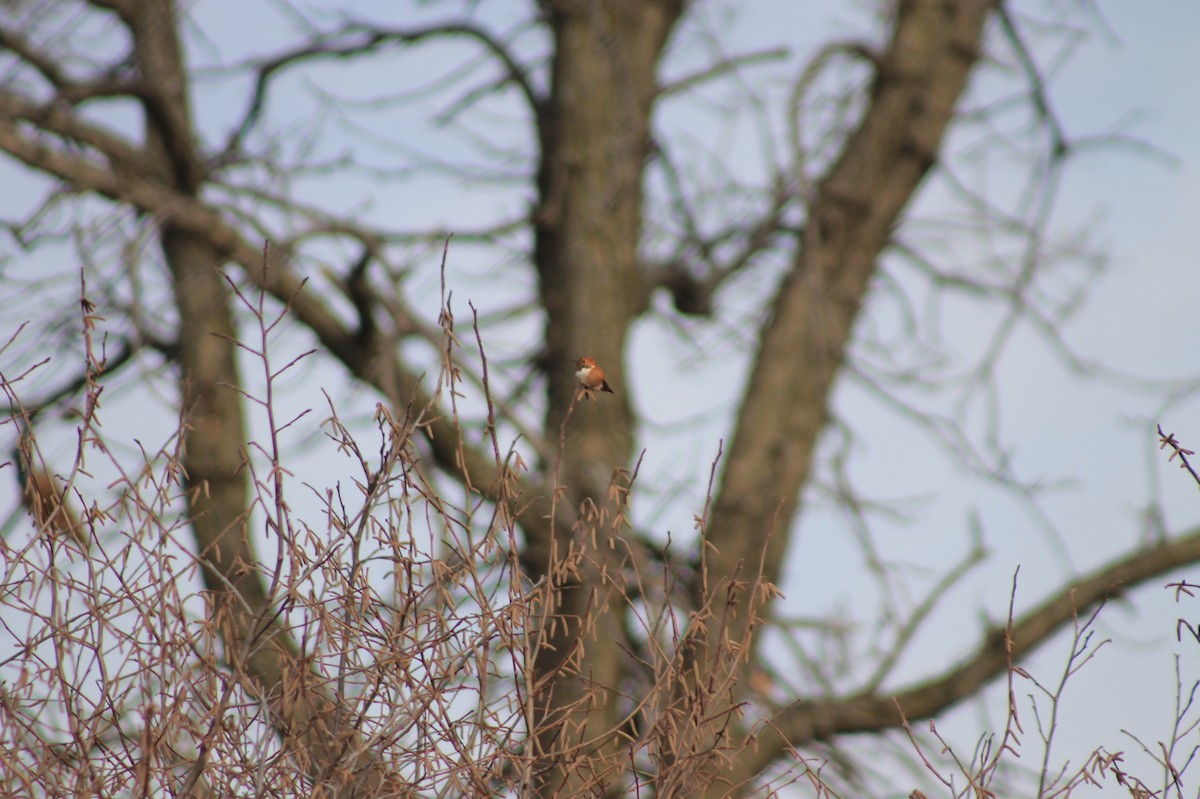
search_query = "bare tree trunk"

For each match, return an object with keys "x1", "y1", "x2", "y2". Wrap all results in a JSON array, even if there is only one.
[
  {"x1": 129, "y1": 3, "x2": 409, "y2": 795},
  {"x1": 694, "y1": 1, "x2": 993, "y2": 793},
  {"x1": 530, "y1": 1, "x2": 682, "y2": 795}
]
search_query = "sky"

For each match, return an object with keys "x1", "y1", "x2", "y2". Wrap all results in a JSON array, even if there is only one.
[{"x1": 2, "y1": 0, "x2": 1200, "y2": 795}]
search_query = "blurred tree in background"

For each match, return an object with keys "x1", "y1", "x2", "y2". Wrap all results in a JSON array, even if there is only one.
[{"x1": 0, "y1": 1, "x2": 1194, "y2": 797}]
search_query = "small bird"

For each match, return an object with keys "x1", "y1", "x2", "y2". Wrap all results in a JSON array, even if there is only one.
[{"x1": 575, "y1": 356, "x2": 614, "y2": 397}]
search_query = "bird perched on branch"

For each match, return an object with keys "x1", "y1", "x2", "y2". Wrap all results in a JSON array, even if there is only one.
[{"x1": 575, "y1": 356, "x2": 614, "y2": 398}]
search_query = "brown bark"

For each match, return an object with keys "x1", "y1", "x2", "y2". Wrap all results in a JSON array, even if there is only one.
[
  {"x1": 126, "y1": 4, "x2": 411, "y2": 796},
  {"x1": 688, "y1": 1, "x2": 994, "y2": 793},
  {"x1": 704, "y1": 0, "x2": 991, "y2": 658},
  {"x1": 529, "y1": 1, "x2": 682, "y2": 795}
]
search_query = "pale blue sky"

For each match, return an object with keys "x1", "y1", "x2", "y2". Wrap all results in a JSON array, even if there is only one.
[{"x1": 2, "y1": 1, "x2": 1199, "y2": 794}]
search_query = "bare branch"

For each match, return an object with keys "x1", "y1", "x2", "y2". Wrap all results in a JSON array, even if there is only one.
[
  {"x1": 705, "y1": 0, "x2": 991, "y2": 649},
  {"x1": 0, "y1": 109, "x2": 562, "y2": 568},
  {"x1": 996, "y1": 1, "x2": 1069, "y2": 156},
  {"x1": 861, "y1": 529, "x2": 988, "y2": 692},
  {"x1": 1158, "y1": 425, "x2": 1200, "y2": 490},
  {"x1": 222, "y1": 19, "x2": 543, "y2": 159},
  {"x1": 657, "y1": 45, "x2": 790, "y2": 97},
  {"x1": 643, "y1": 147, "x2": 793, "y2": 317},
  {"x1": 0, "y1": 23, "x2": 75, "y2": 90},
  {"x1": 744, "y1": 524, "x2": 1200, "y2": 778},
  {"x1": 0, "y1": 91, "x2": 146, "y2": 170}
]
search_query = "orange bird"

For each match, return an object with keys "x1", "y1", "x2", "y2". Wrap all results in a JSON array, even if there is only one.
[{"x1": 575, "y1": 356, "x2": 614, "y2": 396}]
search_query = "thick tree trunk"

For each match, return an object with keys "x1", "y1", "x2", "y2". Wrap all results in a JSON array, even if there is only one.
[
  {"x1": 530, "y1": 1, "x2": 682, "y2": 795},
  {"x1": 130, "y1": 3, "x2": 410, "y2": 795},
  {"x1": 695, "y1": 1, "x2": 993, "y2": 794}
]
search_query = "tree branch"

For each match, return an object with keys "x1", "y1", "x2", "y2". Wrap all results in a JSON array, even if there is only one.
[
  {"x1": 0, "y1": 23, "x2": 75, "y2": 90},
  {"x1": 222, "y1": 19, "x2": 543, "y2": 159},
  {"x1": 6, "y1": 335, "x2": 171, "y2": 422},
  {"x1": 742, "y1": 524, "x2": 1200, "y2": 777},
  {"x1": 642, "y1": 135, "x2": 793, "y2": 318},
  {"x1": 0, "y1": 110, "x2": 561, "y2": 571},
  {"x1": 0, "y1": 22, "x2": 143, "y2": 105},
  {"x1": 995, "y1": 1, "x2": 1068, "y2": 156},
  {"x1": 703, "y1": 0, "x2": 991, "y2": 637},
  {"x1": 0, "y1": 91, "x2": 146, "y2": 171},
  {"x1": 657, "y1": 46, "x2": 790, "y2": 98}
]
